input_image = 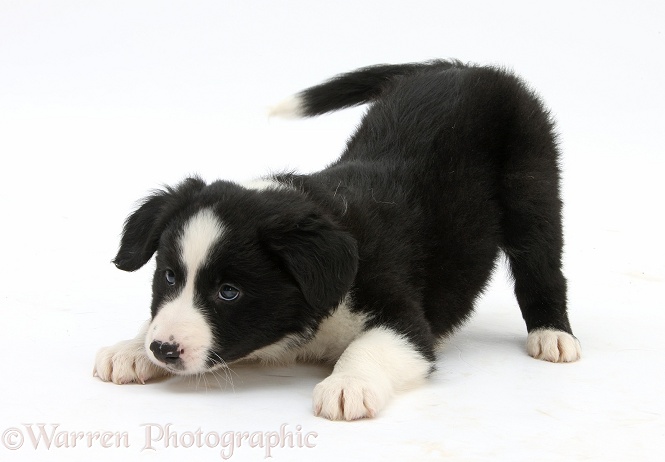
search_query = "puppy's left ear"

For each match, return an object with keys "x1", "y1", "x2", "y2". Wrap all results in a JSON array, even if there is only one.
[{"x1": 263, "y1": 212, "x2": 358, "y2": 312}]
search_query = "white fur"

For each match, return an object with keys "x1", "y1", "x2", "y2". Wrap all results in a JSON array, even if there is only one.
[
  {"x1": 242, "y1": 332, "x2": 305, "y2": 364},
  {"x1": 93, "y1": 322, "x2": 168, "y2": 384},
  {"x1": 527, "y1": 329, "x2": 582, "y2": 362},
  {"x1": 241, "y1": 178, "x2": 286, "y2": 192},
  {"x1": 313, "y1": 327, "x2": 431, "y2": 421},
  {"x1": 144, "y1": 209, "x2": 225, "y2": 373},
  {"x1": 297, "y1": 297, "x2": 367, "y2": 362},
  {"x1": 268, "y1": 95, "x2": 305, "y2": 119},
  {"x1": 179, "y1": 208, "x2": 226, "y2": 276},
  {"x1": 245, "y1": 296, "x2": 366, "y2": 364}
]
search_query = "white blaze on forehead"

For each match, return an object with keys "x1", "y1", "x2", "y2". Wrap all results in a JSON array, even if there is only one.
[
  {"x1": 145, "y1": 208, "x2": 226, "y2": 374},
  {"x1": 180, "y1": 208, "x2": 226, "y2": 277}
]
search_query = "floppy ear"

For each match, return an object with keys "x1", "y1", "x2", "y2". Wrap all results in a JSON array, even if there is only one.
[
  {"x1": 113, "y1": 177, "x2": 207, "y2": 271},
  {"x1": 263, "y1": 211, "x2": 358, "y2": 312}
]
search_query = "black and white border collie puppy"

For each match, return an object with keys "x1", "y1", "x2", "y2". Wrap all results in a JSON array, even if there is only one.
[{"x1": 94, "y1": 60, "x2": 581, "y2": 421}]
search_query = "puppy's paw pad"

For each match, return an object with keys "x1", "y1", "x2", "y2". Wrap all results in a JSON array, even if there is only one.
[
  {"x1": 312, "y1": 374, "x2": 389, "y2": 421},
  {"x1": 527, "y1": 329, "x2": 581, "y2": 363},
  {"x1": 94, "y1": 341, "x2": 168, "y2": 384}
]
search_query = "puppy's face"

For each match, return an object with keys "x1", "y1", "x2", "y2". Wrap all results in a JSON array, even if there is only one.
[
  {"x1": 145, "y1": 207, "x2": 310, "y2": 374},
  {"x1": 113, "y1": 178, "x2": 357, "y2": 375}
]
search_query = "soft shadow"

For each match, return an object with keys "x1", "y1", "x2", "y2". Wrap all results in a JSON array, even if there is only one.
[{"x1": 159, "y1": 362, "x2": 333, "y2": 395}]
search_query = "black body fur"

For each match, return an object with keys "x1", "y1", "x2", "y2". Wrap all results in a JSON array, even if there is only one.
[{"x1": 114, "y1": 60, "x2": 574, "y2": 368}]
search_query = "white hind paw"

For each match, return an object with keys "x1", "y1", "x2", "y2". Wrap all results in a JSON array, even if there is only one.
[{"x1": 527, "y1": 329, "x2": 581, "y2": 363}]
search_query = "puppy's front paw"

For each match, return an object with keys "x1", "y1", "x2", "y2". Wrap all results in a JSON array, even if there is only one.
[
  {"x1": 313, "y1": 374, "x2": 391, "y2": 421},
  {"x1": 94, "y1": 340, "x2": 169, "y2": 384},
  {"x1": 527, "y1": 329, "x2": 581, "y2": 363}
]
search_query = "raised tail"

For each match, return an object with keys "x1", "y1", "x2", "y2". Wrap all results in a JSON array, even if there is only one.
[{"x1": 269, "y1": 59, "x2": 464, "y2": 118}]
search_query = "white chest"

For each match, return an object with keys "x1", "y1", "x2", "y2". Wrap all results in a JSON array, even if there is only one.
[{"x1": 245, "y1": 297, "x2": 367, "y2": 365}]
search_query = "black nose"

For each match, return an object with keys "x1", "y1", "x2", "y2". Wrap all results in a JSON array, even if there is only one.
[{"x1": 150, "y1": 340, "x2": 181, "y2": 364}]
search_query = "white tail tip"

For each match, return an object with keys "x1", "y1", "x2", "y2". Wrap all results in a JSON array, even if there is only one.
[{"x1": 268, "y1": 95, "x2": 305, "y2": 119}]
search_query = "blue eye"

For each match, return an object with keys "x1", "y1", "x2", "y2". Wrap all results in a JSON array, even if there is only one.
[
  {"x1": 218, "y1": 285, "x2": 240, "y2": 301},
  {"x1": 165, "y1": 269, "x2": 176, "y2": 286}
]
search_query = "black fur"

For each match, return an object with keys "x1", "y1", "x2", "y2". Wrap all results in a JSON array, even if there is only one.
[{"x1": 115, "y1": 60, "x2": 574, "y2": 368}]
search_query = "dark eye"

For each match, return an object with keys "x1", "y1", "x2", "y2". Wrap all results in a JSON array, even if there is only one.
[
  {"x1": 165, "y1": 269, "x2": 176, "y2": 286},
  {"x1": 218, "y1": 284, "x2": 240, "y2": 301}
]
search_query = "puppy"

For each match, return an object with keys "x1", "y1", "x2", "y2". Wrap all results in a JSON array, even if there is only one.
[{"x1": 94, "y1": 60, "x2": 581, "y2": 421}]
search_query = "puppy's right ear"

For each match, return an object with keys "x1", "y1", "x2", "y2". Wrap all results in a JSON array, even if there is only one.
[{"x1": 113, "y1": 177, "x2": 206, "y2": 272}]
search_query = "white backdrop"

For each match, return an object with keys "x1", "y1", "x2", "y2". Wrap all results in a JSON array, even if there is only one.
[{"x1": 1, "y1": 1, "x2": 663, "y2": 461}]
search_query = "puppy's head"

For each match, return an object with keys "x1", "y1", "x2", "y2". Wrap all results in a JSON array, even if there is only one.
[{"x1": 113, "y1": 177, "x2": 358, "y2": 374}]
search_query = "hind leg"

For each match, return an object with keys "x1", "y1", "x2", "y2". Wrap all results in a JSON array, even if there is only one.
[{"x1": 501, "y1": 156, "x2": 581, "y2": 362}]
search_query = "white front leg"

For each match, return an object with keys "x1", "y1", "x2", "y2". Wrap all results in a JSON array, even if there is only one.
[{"x1": 313, "y1": 327, "x2": 432, "y2": 420}]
